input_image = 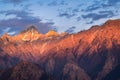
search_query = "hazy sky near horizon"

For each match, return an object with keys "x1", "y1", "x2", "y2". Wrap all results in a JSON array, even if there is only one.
[{"x1": 0, "y1": 0, "x2": 120, "y2": 35}]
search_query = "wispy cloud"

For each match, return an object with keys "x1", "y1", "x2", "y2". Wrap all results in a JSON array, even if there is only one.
[
  {"x1": 0, "y1": 10, "x2": 55, "y2": 35},
  {"x1": 82, "y1": 11, "x2": 115, "y2": 21},
  {"x1": 0, "y1": 0, "x2": 120, "y2": 34},
  {"x1": 65, "y1": 26, "x2": 76, "y2": 33},
  {"x1": 1, "y1": 0, "x2": 27, "y2": 4},
  {"x1": 107, "y1": 0, "x2": 120, "y2": 6},
  {"x1": 58, "y1": 7, "x2": 79, "y2": 18},
  {"x1": 47, "y1": 0, "x2": 68, "y2": 6}
]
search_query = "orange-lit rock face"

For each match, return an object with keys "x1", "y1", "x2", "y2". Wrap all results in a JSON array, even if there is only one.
[
  {"x1": 0, "y1": 19, "x2": 120, "y2": 80},
  {"x1": 46, "y1": 30, "x2": 58, "y2": 36},
  {"x1": 0, "y1": 19, "x2": 120, "y2": 56},
  {"x1": 21, "y1": 27, "x2": 40, "y2": 41},
  {"x1": 1, "y1": 33, "x2": 11, "y2": 45},
  {"x1": 11, "y1": 26, "x2": 43, "y2": 42},
  {"x1": 0, "y1": 20, "x2": 120, "y2": 58}
]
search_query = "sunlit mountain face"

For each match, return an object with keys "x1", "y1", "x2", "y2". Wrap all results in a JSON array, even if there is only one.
[{"x1": 0, "y1": 0, "x2": 120, "y2": 80}]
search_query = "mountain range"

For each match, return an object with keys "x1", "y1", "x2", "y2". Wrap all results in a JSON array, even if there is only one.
[{"x1": 0, "y1": 19, "x2": 120, "y2": 80}]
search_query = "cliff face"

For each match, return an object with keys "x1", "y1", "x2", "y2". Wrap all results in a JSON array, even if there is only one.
[{"x1": 0, "y1": 19, "x2": 120, "y2": 80}]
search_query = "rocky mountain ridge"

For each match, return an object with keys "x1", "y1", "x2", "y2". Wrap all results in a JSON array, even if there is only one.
[{"x1": 0, "y1": 19, "x2": 120, "y2": 80}]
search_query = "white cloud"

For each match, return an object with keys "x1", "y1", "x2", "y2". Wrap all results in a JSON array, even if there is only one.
[
  {"x1": 8, "y1": 31, "x2": 16, "y2": 35},
  {"x1": 2, "y1": 27, "x2": 11, "y2": 32}
]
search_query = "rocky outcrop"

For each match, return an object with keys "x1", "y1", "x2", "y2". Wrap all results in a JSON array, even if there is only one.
[
  {"x1": 0, "y1": 61, "x2": 53, "y2": 80},
  {"x1": 62, "y1": 63, "x2": 91, "y2": 80},
  {"x1": 46, "y1": 30, "x2": 58, "y2": 36}
]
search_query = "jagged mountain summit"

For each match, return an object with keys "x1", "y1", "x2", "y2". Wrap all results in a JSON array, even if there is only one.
[
  {"x1": 0, "y1": 26, "x2": 67, "y2": 43},
  {"x1": 13, "y1": 26, "x2": 42, "y2": 42},
  {"x1": 0, "y1": 19, "x2": 120, "y2": 80},
  {"x1": 21, "y1": 25, "x2": 39, "y2": 33}
]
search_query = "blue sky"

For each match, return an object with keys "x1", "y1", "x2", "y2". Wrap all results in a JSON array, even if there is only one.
[{"x1": 0, "y1": 0, "x2": 120, "y2": 35}]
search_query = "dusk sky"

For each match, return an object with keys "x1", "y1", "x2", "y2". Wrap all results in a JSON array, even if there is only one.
[{"x1": 0, "y1": 0, "x2": 120, "y2": 35}]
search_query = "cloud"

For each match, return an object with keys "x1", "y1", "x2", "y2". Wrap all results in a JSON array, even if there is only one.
[
  {"x1": 48, "y1": 0, "x2": 58, "y2": 6},
  {"x1": 47, "y1": 0, "x2": 68, "y2": 6},
  {"x1": 107, "y1": 0, "x2": 120, "y2": 5},
  {"x1": 65, "y1": 26, "x2": 76, "y2": 33},
  {"x1": 2, "y1": 27, "x2": 11, "y2": 32},
  {"x1": 37, "y1": 1, "x2": 45, "y2": 6},
  {"x1": 0, "y1": 10, "x2": 32, "y2": 18},
  {"x1": 85, "y1": 0, "x2": 113, "y2": 12},
  {"x1": 101, "y1": 0, "x2": 120, "y2": 7},
  {"x1": 59, "y1": 0, "x2": 68, "y2": 5},
  {"x1": 86, "y1": 5, "x2": 101, "y2": 12},
  {"x1": 8, "y1": 31, "x2": 16, "y2": 35},
  {"x1": 82, "y1": 11, "x2": 114, "y2": 21},
  {"x1": 0, "y1": 18, "x2": 54, "y2": 33},
  {"x1": 85, "y1": 0, "x2": 120, "y2": 12},
  {"x1": 0, "y1": 0, "x2": 120, "y2": 34},
  {"x1": 58, "y1": 7, "x2": 78, "y2": 18},
  {"x1": 0, "y1": 27, "x2": 17, "y2": 36},
  {"x1": 22, "y1": 3, "x2": 32, "y2": 10},
  {"x1": 99, "y1": 11, "x2": 114, "y2": 15},
  {"x1": 59, "y1": 12, "x2": 76, "y2": 18},
  {"x1": 1, "y1": 0, "x2": 27, "y2": 4},
  {"x1": 0, "y1": 10, "x2": 55, "y2": 35},
  {"x1": 72, "y1": 8, "x2": 79, "y2": 13},
  {"x1": 76, "y1": 17, "x2": 81, "y2": 21}
]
